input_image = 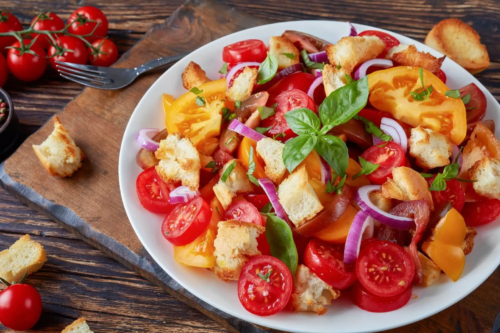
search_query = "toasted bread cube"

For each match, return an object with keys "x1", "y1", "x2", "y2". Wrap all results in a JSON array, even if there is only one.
[
  {"x1": 32, "y1": 116, "x2": 85, "y2": 177},
  {"x1": 462, "y1": 226, "x2": 477, "y2": 256},
  {"x1": 288, "y1": 265, "x2": 340, "y2": 315},
  {"x1": 269, "y1": 36, "x2": 300, "y2": 70},
  {"x1": 389, "y1": 44, "x2": 445, "y2": 75},
  {"x1": 213, "y1": 159, "x2": 254, "y2": 209},
  {"x1": 369, "y1": 190, "x2": 392, "y2": 213},
  {"x1": 409, "y1": 126, "x2": 453, "y2": 169},
  {"x1": 425, "y1": 18, "x2": 490, "y2": 74},
  {"x1": 213, "y1": 220, "x2": 264, "y2": 281},
  {"x1": 418, "y1": 252, "x2": 441, "y2": 287},
  {"x1": 226, "y1": 67, "x2": 258, "y2": 102},
  {"x1": 182, "y1": 61, "x2": 211, "y2": 90},
  {"x1": 278, "y1": 166, "x2": 323, "y2": 226},
  {"x1": 325, "y1": 36, "x2": 385, "y2": 75},
  {"x1": 62, "y1": 317, "x2": 94, "y2": 333},
  {"x1": 381, "y1": 166, "x2": 434, "y2": 210},
  {"x1": 322, "y1": 64, "x2": 346, "y2": 96},
  {"x1": 155, "y1": 133, "x2": 200, "y2": 191},
  {"x1": 0, "y1": 234, "x2": 47, "y2": 284},
  {"x1": 469, "y1": 157, "x2": 500, "y2": 198},
  {"x1": 386, "y1": 44, "x2": 409, "y2": 59},
  {"x1": 256, "y1": 138, "x2": 286, "y2": 184}
]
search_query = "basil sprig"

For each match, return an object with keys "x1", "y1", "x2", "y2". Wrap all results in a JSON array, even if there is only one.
[
  {"x1": 354, "y1": 115, "x2": 392, "y2": 142},
  {"x1": 423, "y1": 148, "x2": 476, "y2": 191},
  {"x1": 264, "y1": 213, "x2": 298, "y2": 274},
  {"x1": 300, "y1": 49, "x2": 324, "y2": 70},
  {"x1": 410, "y1": 68, "x2": 433, "y2": 101},
  {"x1": 247, "y1": 146, "x2": 260, "y2": 186},
  {"x1": 326, "y1": 175, "x2": 346, "y2": 194},
  {"x1": 352, "y1": 157, "x2": 379, "y2": 180},
  {"x1": 257, "y1": 53, "x2": 278, "y2": 84},
  {"x1": 221, "y1": 160, "x2": 236, "y2": 182}
]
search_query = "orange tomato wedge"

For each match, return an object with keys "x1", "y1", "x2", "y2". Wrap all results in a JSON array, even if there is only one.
[
  {"x1": 345, "y1": 158, "x2": 371, "y2": 189},
  {"x1": 314, "y1": 205, "x2": 359, "y2": 243},
  {"x1": 237, "y1": 137, "x2": 267, "y2": 179}
]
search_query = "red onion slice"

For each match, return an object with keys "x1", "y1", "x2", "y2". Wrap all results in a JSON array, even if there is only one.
[
  {"x1": 355, "y1": 185, "x2": 414, "y2": 230},
  {"x1": 259, "y1": 178, "x2": 288, "y2": 221},
  {"x1": 344, "y1": 210, "x2": 374, "y2": 264},
  {"x1": 372, "y1": 134, "x2": 383, "y2": 146},
  {"x1": 169, "y1": 186, "x2": 200, "y2": 205},
  {"x1": 256, "y1": 63, "x2": 304, "y2": 92},
  {"x1": 136, "y1": 128, "x2": 161, "y2": 151},
  {"x1": 226, "y1": 62, "x2": 261, "y2": 90},
  {"x1": 381, "y1": 117, "x2": 407, "y2": 152},
  {"x1": 320, "y1": 156, "x2": 332, "y2": 184},
  {"x1": 307, "y1": 76, "x2": 324, "y2": 102},
  {"x1": 353, "y1": 59, "x2": 393, "y2": 80},
  {"x1": 228, "y1": 119, "x2": 266, "y2": 142},
  {"x1": 348, "y1": 22, "x2": 358, "y2": 36},
  {"x1": 308, "y1": 51, "x2": 329, "y2": 63}
]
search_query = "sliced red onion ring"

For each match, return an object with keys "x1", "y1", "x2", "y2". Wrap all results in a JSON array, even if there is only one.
[
  {"x1": 226, "y1": 62, "x2": 261, "y2": 90},
  {"x1": 320, "y1": 156, "x2": 332, "y2": 184},
  {"x1": 259, "y1": 178, "x2": 288, "y2": 221},
  {"x1": 353, "y1": 59, "x2": 393, "y2": 80},
  {"x1": 372, "y1": 134, "x2": 383, "y2": 146},
  {"x1": 310, "y1": 69, "x2": 323, "y2": 77},
  {"x1": 381, "y1": 117, "x2": 407, "y2": 152},
  {"x1": 349, "y1": 22, "x2": 358, "y2": 36},
  {"x1": 344, "y1": 210, "x2": 374, "y2": 264},
  {"x1": 169, "y1": 186, "x2": 200, "y2": 205},
  {"x1": 135, "y1": 128, "x2": 161, "y2": 151},
  {"x1": 228, "y1": 119, "x2": 266, "y2": 142},
  {"x1": 307, "y1": 76, "x2": 324, "y2": 102},
  {"x1": 308, "y1": 51, "x2": 328, "y2": 63},
  {"x1": 355, "y1": 185, "x2": 414, "y2": 230},
  {"x1": 451, "y1": 145, "x2": 463, "y2": 171}
]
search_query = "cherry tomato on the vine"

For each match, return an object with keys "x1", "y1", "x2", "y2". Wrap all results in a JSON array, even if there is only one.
[
  {"x1": 88, "y1": 38, "x2": 118, "y2": 67},
  {"x1": 31, "y1": 12, "x2": 65, "y2": 50},
  {"x1": 67, "y1": 6, "x2": 109, "y2": 42},
  {"x1": 48, "y1": 36, "x2": 89, "y2": 70},
  {"x1": 0, "y1": 283, "x2": 42, "y2": 331},
  {"x1": 0, "y1": 12, "x2": 23, "y2": 53},
  {"x1": 7, "y1": 39, "x2": 47, "y2": 82}
]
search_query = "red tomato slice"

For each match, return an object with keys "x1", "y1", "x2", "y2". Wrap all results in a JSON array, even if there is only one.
[
  {"x1": 238, "y1": 255, "x2": 293, "y2": 316},
  {"x1": 351, "y1": 281, "x2": 412, "y2": 313},
  {"x1": 358, "y1": 30, "x2": 400, "y2": 58},
  {"x1": 461, "y1": 199, "x2": 500, "y2": 227},
  {"x1": 266, "y1": 72, "x2": 317, "y2": 104},
  {"x1": 360, "y1": 142, "x2": 406, "y2": 185},
  {"x1": 244, "y1": 194, "x2": 270, "y2": 211},
  {"x1": 224, "y1": 201, "x2": 263, "y2": 226},
  {"x1": 212, "y1": 148, "x2": 234, "y2": 167},
  {"x1": 427, "y1": 177, "x2": 465, "y2": 212},
  {"x1": 304, "y1": 239, "x2": 357, "y2": 290},
  {"x1": 223, "y1": 39, "x2": 267, "y2": 64},
  {"x1": 162, "y1": 197, "x2": 212, "y2": 246},
  {"x1": 437, "y1": 69, "x2": 447, "y2": 84},
  {"x1": 262, "y1": 89, "x2": 316, "y2": 141},
  {"x1": 136, "y1": 167, "x2": 174, "y2": 214},
  {"x1": 460, "y1": 83, "x2": 487, "y2": 123},
  {"x1": 356, "y1": 240, "x2": 415, "y2": 297}
]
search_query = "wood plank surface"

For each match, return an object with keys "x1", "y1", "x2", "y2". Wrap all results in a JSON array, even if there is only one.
[{"x1": 0, "y1": 0, "x2": 499, "y2": 332}]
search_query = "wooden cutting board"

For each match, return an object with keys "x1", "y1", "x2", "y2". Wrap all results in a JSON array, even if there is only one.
[{"x1": 0, "y1": 0, "x2": 270, "y2": 332}]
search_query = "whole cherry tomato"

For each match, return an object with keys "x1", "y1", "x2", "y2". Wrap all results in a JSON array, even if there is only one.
[
  {"x1": 31, "y1": 12, "x2": 65, "y2": 49},
  {"x1": 0, "y1": 51, "x2": 8, "y2": 87},
  {"x1": 48, "y1": 36, "x2": 88, "y2": 70},
  {"x1": 88, "y1": 38, "x2": 118, "y2": 67},
  {"x1": 0, "y1": 12, "x2": 23, "y2": 53},
  {"x1": 7, "y1": 39, "x2": 47, "y2": 82},
  {"x1": 67, "y1": 6, "x2": 109, "y2": 42},
  {"x1": 0, "y1": 283, "x2": 42, "y2": 331}
]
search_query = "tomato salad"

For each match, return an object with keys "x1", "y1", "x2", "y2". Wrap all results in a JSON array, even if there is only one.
[{"x1": 134, "y1": 25, "x2": 500, "y2": 316}]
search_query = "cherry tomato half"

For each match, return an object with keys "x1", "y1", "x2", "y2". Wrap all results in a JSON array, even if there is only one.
[
  {"x1": 222, "y1": 39, "x2": 267, "y2": 64},
  {"x1": 360, "y1": 141, "x2": 406, "y2": 185},
  {"x1": 136, "y1": 167, "x2": 174, "y2": 214},
  {"x1": 162, "y1": 197, "x2": 211, "y2": 246},
  {"x1": 48, "y1": 36, "x2": 89, "y2": 70},
  {"x1": 89, "y1": 38, "x2": 118, "y2": 67},
  {"x1": 358, "y1": 30, "x2": 400, "y2": 58},
  {"x1": 0, "y1": 284, "x2": 42, "y2": 331},
  {"x1": 238, "y1": 255, "x2": 293, "y2": 316},
  {"x1": 7, "y1": 40, "x2": 47, "y2": 82},
  {"x1": 351, "y1": 281, "x2": 412, "y2": 313},
  {"x1": 460, "y1": 83, "x2": 487, "y2": 123},
  {"x1": 427, "y1": 177, "x2": 465, "y2": 212},
  {"x1": 244, "y1": 194, "x2": 270, "y2": 211},
  {"x1": 0, "y1": 12, "x2": 23, "y2": 53},
  {"x1": 67, "y1": 6, "x2": 109, "y2": 42},
  {"x1": 224, "y1": 201, "x2": 263, "y2": 226},
  {"x1": 266, "y1": 72, "x2": 317, "y2": 105},
  {"x1": 356, "y1": 240, "x2": 415, "y2": 297},
  {"x1": 461, "y1": 199, "x2": 500, "y2": 227},
  {"x1": 31, "y1": 12, "x2": 65, "y2": 49},
  {"x1": 304, "y1": 239, "x2": 357, "y2": 290}
]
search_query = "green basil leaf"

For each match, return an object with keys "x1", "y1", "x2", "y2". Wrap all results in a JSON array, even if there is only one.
[
  {"x1": 260, "y1": 202, "x2": 273, "y2": 213},
  {"x1": 420, "y1": 172, "x2": 434, "y2": 178},
  {"x1": 196, "y1": 96, "x2": 206, "y2": 106},
  {"x1": 225, "y1": 136, "x2": 236, "y2": 146},
  {"x1": 442, "y1": 163, "x2": 459, "y2": 180},
  {"x1": 265, "y1": 214, "x2": 298, "y2": 275},
  {"x1": 336, "y1": 64, "x2": 342, "y2": 70},
  {"x1": 354, "y1": 115, "x2": 392, "y2": 142},
  {"x1": 410, "y1": 86, "x2": 433, "y2": 101},
  {"x1": 247, "y1": 146, "x2": 260, "y2": 186},
  {"x1": 222, "y1": 107, "x2": 235, "y2": 123},
  {"x1": 255, "y1": 126, "x2": 272, "y2": 134},
  {"x1": 257, "y1": 270, "x2": 272, "y2": 282},
  {"x1": 190, "y1": 87, "x2": 203, "y2": 95},
  {"x1": 319, "y1": 76, "x2": 369, "y2": 133},
  {"x1": 300, "y1": 49, "x2": 324, "y2": 70},
  {"x1": 282, "y1": 52, "x2": 295, "y2": 59},
  {"x1": 345, "y1": 73, "x2": 353, "y2": 84},
  {"x1": 284, "y1": 108, "x2": 321, "y2": 135},
  {"x1": 235, "y1": 101, "x2": 242, "y2": 108},
  {"x1": 257, "y1": 53, "x2": 278, "y2": 85},
  {"x1": 326, "y1": 175, "x2": 346, "y2": 194},
  {"x1": 429, "y1": 174, "x2": 447, "y2": 191},
  {"x1": 258, "y1": 103, "x2": 277, "y2": 120},
  {"x1": 283, "y1": 135, "x2": 317, "y2": 173},
  {"x1": 315, "y1": 135, "x2": 348, "y2": 177},
  {"x1": 219, "y1": 63, "x2": 228, "y2": 75},
  {"x1": 419, "y1": 68, "x2": 425, "y2": 87},
  {"x1": 456, "y1": 178, "x2": 477, "y2": 183},
  {"x1": 462, "y1": 94, "x2": 471, "y2": 104},
  {"x1": 352, "y1": 156, "x2": 379, "y2": 179},
  {"x1": 445, "y1": 89, "x2": 461, "y2": 99},
  {"x1": 273, "y1": 132, "x2": 286, "y2": 140},
  {"x1": 221, "y1": 160, "x2": 236, "y2": 182}
]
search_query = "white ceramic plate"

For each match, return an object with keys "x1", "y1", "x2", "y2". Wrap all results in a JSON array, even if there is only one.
[{"x1": 119, "y1": 20, "x2": 500, "y2": 333}]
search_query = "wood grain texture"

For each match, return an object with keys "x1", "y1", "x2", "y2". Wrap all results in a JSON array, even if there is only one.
[{"x1": 0, "y1": 0, "x2": 499, "y2": 332}]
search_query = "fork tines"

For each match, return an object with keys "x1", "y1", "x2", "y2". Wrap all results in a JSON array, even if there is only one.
[{"x1": 55, "y1": 61, "x2": 112, "y2": 87}]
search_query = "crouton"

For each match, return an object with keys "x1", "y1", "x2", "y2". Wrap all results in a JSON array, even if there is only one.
[
  {"x1": 181, "y1": 61, "x2": 211, "y2": 90},
  {"x1": 469, "y1": 157, "x2": 500, "y2": 198},
  {"x1": 288, "y1": 265, "x2": 340, "y2": 315},
  {"x1": 369, "y1": 190, "x2": 392, "y2": 213},
  {"x1": 213, "y1": 159, "x2": 254, "y2": 209},
  {"x1": 381, "y1": 166, "x2": 434, "y2": 210},
  {"x1": 0, "y1": 235, "x2": 47, "y2": 284},
  {"x1": 256, "y1": 138, "x2": 286, "y2": 184},
  {"x1": 325, "y1": 36, "x2": 385, "y2": 75},
  {"x1": 386, "y1": 44, "x2": 409, "y2": 59},
  {"x1": 389, "y1": 44, "x2": 445, "y2": 75},
  {"x1": 462, "y1": 227, "x2": 477, "y2": 256},
  {"x1": 226, "y1": 67, "x2": 258, "y2": 102},
  {"x1": 322, "y1": 64, "x2": 346, "y2": 96},
  {"x1": 155, "y1": 133, "x2": 200, "y2": 191},
  {"x1": 425, "y1": 18, "x2": 489, "y2": 74},
  {"x1": 278, "y1": 166, "x2": 323, "y2": 227},
  {"x1": 409, "y1": 126, "x2": 453, "y2": 169},
  {"x1": 269, "y1": 36, "x2": 300, "y2": 70},
  {"x1": 418, "y1": 252, "x2": 441, "y2": 287},
  {"x1": 32, "y1": 116, "x2": 85, "y2": 177},
  {"x1": 62, "y1": 318, "x2": 93, "y2": 333},
  {"x1": 213, "y1": 220, "x2": 264, "y2": 281}
]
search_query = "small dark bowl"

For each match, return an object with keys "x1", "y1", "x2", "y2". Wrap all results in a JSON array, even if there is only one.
[{"x1": 0, "y1": 88, "x2": 19, "y2": 161}]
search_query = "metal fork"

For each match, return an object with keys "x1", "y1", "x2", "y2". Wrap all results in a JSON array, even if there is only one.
[{"x1": 55, "y1": 53, "x2": 187, "y2": 90}]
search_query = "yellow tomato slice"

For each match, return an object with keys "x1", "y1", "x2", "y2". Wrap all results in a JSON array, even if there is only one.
[
  {"x1": 164, "y1": 79, "x2": 226, "y2": 147},
  {"x1": 298, "y1": 150, "x2": 323, "y2": 181},
  {"x1": 162, "y1": 93, "x2": 175, "y2": 113},
  {"x1": 314, "y1": 205, "x2": 359, "y2": 243},
  {"x1": 369, "y1": 67, "x2": 466, "y2": 145},
  {"x1": 237, "y1": 137, "x2": 267, "y2": 179},
  {"x1": 173, "y1": 228, "x2": 216, "y2": 268}
]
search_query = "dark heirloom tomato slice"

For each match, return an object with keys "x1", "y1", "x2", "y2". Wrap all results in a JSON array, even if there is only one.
[
  {"x1": 351, "y1": 281, "x2": 412, "y2": 313},
  {"x1": 460, "y1": 83, "x2": 487, "y2": 123},
  {"x1": 224, "y1": 201, "x2": 263, "y2": 226},
  {"x1": 360, "y1": 141, "x2": 406, "y2": 185},
  {"x1": 329, "y1": 118, "x2": 373, "y2": 150},
  {"x1": 356, "y1": 240, "x2": 415, "y2": 297},
  {"x1": 238, "y1": 255, "x2": 293, "y2": 316},
  {"x1": 427, "y1": 177, "x2": 465, "y2": 212},
  {"x1": 266, "y1": 72, "x2": 317, "y2": 105},
  {"x1": 461, "y1": 199, "x2": 500, "y2": 227},
  {"x1": 358, "y1": 30, "x2": 400, "y2": 58},
  {"x1": 281, "y1": 30, "x2": 330, "y2": 53},
  {"x1": 244, "y1": 194, "x2": 271, "y2": 211},
  {"x1": 136, "y1": 167, "x2": 174, "y2": 214},
  {"x1": 437, "y1": 69, "x2": 447, "y2": 84},
  {"x1": 304, "y1": 239, "x2": 356, "y2": 290},
  {"x1": 222, "y1": 39, "x2": 267, "y2": 64},
  {"x1": 162, "y1": 197, "x2": 211, "y2": 246}
]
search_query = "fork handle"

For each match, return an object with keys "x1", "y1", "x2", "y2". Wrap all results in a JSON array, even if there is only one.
[{"x1": 134, "y1": 53, "x2": 188, "y2": 75}]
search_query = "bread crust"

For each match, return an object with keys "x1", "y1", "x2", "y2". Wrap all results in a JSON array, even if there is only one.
[
  {"x1": 182, "y1": 61, "x2": 211, "y2": 90},
  {"x1": 389, "y1": 44, "x2": 445, "y2": 75},
  {"x1": 0, "y1": 234, "x2": 47, "y2": 283}
]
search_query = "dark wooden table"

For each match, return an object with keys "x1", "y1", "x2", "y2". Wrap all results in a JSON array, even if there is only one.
[{"x1": 1, "y1": 0, "x2": 499, "y2": 332}]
